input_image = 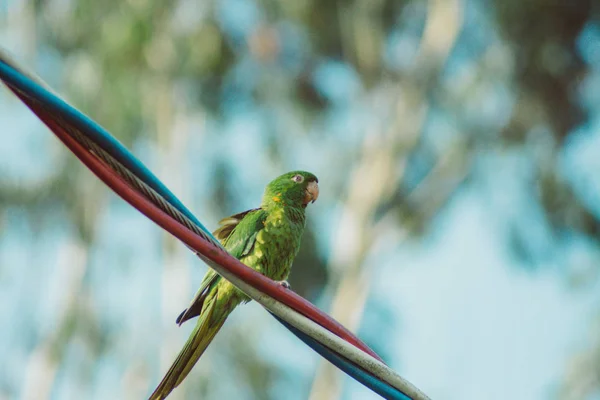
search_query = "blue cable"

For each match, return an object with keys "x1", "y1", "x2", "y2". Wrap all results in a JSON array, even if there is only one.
[
  {"x1": 273, "y1": 315, "x2": 411, "y2": 400},
  {"x1": 0, "y1": 55, "x2": 410, "y2": 400}
]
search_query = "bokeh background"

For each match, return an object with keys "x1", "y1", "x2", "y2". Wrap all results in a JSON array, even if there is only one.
[{"x1": 1, "y1": 0, "x2": 600, "y2": 399}]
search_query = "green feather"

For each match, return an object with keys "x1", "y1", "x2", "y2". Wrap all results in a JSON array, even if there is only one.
[
  {"x1": 176, "y1": 209, "x2": 266, "y2": 325},
  {"x1": 149, "y1": 171, "x2": 318, "y2": 400}
]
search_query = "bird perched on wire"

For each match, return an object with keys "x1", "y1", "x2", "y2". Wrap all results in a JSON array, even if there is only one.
[{"x1": 149, "y1": 170, "x2": 319, "y2": 400}]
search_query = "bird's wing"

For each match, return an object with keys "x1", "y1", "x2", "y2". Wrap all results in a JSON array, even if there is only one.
[{"x1": 175, "y1": 208, "x2": 266, "y2": 325}]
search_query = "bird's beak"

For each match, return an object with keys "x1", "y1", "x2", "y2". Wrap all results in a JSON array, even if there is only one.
[{"x1": 304, "y1": 181, "x2": 319, "y2": 205}]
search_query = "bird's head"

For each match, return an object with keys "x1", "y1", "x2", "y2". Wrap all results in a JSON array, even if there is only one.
[{"x1": 262, "y1": 171, "x2": 319, "y2": 209}]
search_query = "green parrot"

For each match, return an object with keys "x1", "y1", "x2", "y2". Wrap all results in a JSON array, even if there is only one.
[{"x1": 149, "y1": 171, "x2": 319, "y2": 400}]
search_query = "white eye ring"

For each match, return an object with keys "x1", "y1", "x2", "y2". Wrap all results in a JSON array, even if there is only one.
[{"x1": 292, "y1": 174, "x2": 304, "y2": 183}]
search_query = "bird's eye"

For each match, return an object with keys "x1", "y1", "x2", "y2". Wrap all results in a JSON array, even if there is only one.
[{"x1": 292, "y1": 174, "x2": 304, "y2": 183}]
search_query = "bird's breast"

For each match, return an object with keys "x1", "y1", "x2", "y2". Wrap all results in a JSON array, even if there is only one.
[{"x1": 252, "y1": 209, "x2": 303, "y2": 281}]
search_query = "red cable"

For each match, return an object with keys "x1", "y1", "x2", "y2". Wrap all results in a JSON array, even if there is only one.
[{"x1": 18, "y1": 94, "x2": 384, "y2": 363}]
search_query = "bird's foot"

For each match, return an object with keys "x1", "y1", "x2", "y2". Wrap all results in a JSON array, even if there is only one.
[{"x1": 277, "y1": 280, "x2": 291, "y2": 289}]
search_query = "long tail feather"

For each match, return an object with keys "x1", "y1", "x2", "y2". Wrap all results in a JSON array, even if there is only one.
[{"x1": 149, "y1": 293, "x2": 228, "y2": 400}]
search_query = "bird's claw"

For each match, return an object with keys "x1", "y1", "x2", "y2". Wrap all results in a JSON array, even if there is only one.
[{"x1": 277, "y1": 280, "x2": 291, "y2": 289}]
